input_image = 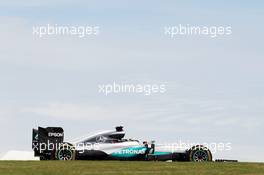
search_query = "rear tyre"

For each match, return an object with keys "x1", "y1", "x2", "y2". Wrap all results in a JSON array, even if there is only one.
[
  {"x1": 55, "y1": 143, "x2": 76, "y2": 161},
  {"x1": 40, "y1": 156, "x2": 47, "y2": 160},
  {"x1": 188, "y1": 145, "x2": 212, "y2": 162}
]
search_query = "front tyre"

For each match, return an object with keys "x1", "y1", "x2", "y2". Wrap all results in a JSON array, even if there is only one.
[
  {"x1": 188, "y1": 145, "x2": 212, "y2": 162},
  {"x1": 55, "y1": 143, "x2": 76, "y2": 161}
]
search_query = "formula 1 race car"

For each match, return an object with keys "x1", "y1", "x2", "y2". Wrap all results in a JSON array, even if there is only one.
[{"x1": 32, "y1": 126, "x2": 212, "y2": 161}]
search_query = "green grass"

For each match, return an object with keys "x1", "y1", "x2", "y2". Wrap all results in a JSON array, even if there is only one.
[{"x1": 0, "y1": 161, "x2": 264, "y2": 175}]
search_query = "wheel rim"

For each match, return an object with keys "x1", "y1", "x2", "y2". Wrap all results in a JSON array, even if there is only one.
[
  {"x1": 192, "y1": 150, "x2": 208, "y2": 161},
  {"x1": 58, "y1": 149, "x2": 72, "y2": 160}
]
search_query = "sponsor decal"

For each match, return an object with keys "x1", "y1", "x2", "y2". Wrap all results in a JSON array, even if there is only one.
[
  {"x1": 48, "y1": 132, "x2": 63, "y2": 137},
  {"x1": 95, "y1": 135, "x2": 107, "y2": 143},
  {"x1": 111, "y1": 147, "x2": 147, "y2": 158}
]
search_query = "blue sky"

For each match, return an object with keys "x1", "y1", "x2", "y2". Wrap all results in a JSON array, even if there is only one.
[{"x1": 0, "y1": 1, "x2": 263, "y2": 161}]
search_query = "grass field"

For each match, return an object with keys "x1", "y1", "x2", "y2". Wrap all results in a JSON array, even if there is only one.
[{"x1": 0, "y1": 161, "x2": 264, "y2": 175}]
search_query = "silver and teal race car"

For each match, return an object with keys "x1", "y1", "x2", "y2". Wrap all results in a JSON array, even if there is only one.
[{"x1": 32, "y1": 126, "x2": 212, "y2": 161}]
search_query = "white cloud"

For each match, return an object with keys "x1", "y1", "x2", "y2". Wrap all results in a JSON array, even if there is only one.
[{"x1": 22, "y1": 102, "x2": 146, "y2": 122}]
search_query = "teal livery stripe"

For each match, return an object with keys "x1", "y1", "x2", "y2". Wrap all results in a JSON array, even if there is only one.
[{"x1": 152, "y1": 152, "x2": 172, "y2": 156}]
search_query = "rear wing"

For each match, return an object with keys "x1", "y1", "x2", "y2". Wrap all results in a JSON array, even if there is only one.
[{"x1": 32, "y1": 127, "x2": 64, "y2": 157}]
